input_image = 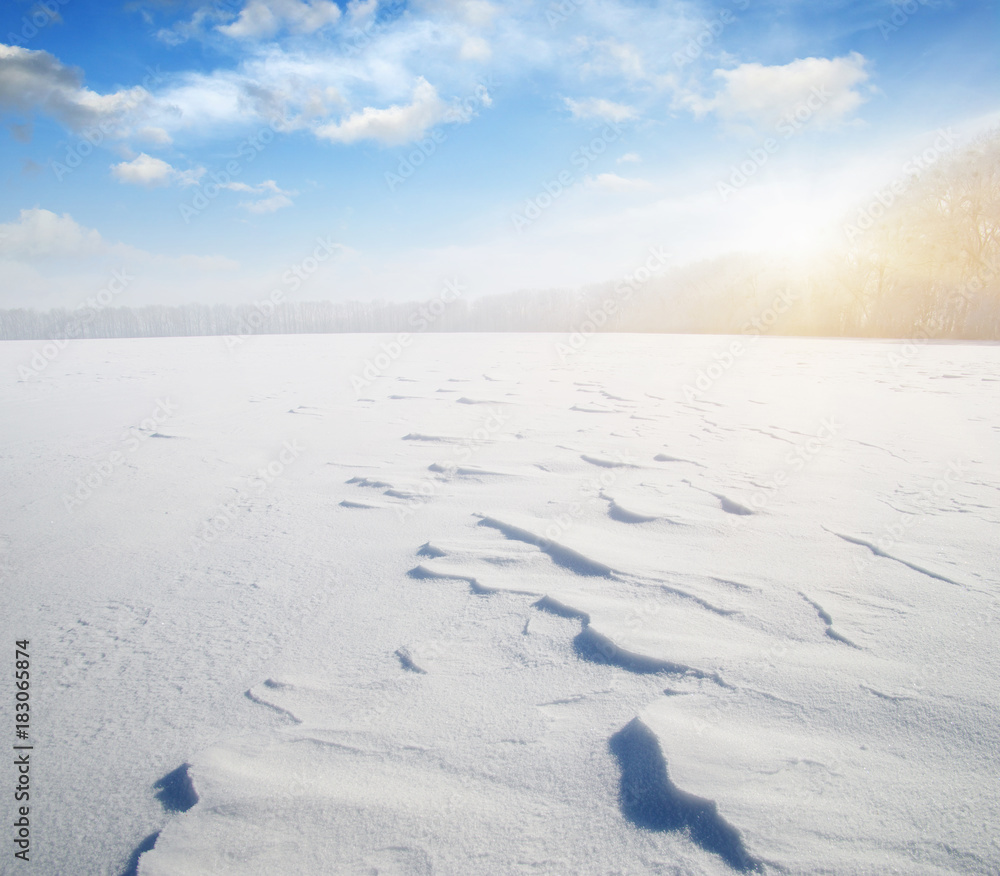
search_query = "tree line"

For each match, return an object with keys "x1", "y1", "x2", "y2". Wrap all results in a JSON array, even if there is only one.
[{"x1": 2, "y1": 129, "x2": 997, "y2": 341}]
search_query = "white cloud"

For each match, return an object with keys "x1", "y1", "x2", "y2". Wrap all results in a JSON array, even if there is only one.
[
  {"x1": 156, "y1": 8, "x2": 216, "y2": 46},
  {"x1": 112, "y1": 153, "x2": 173, "y2": 186},
  {"x1": 0, "y1": 1, "x2": 509, "y2": 147},
  {"x1": 220, "y1": 181, "x2": 258, "y2": 194},
  {"x1": 2, "y1": 2, "x2": 715, "y2": 167},
  {"x1": 604, "y1": 40, "x2": 645, "y2": 80},
  {"x1": 586, "y1": 172, "x2": 651, "y2": 192},
  {"x1": 564, "y1": 97, "x2": 638, "y2": 123},
  {"x1": 197, "y1": 177, "x2": 296, "y2": 212},
  {"x1": 111, "y1": 153, "x2": 205, "y2": 187},
  {"x1": 691, "y1": 53, "x2": 871, "y2": 131},
  {"x1": 617, "y1": 152, "x2": 641, "y2": 164},
  {"x1": 170, "y1": 254, "x2": 240, "y2": 271},
  {"x1": 0, "y1": 44, "x2": 150, "y2": 132},
  {"x1": 135, "y1": 126, "x2": 173, "y2": 145},
  {"x1": 241, "y1": 193, "x2": 295, "y2": 213},
  {"x1": 27, "y1": 2, "x2": 63, "y2": 25},
  {"x1": 0, "y1": 208, "x2": 243, "y2": 268},
  {"x1": 460, "y1": 36, "x2": 491, "y2": 61},
  {"x1": 347, "y1": 0, "x2": 378, "y2": 21},
  {"x1": 218, "y1": 0, "x2": 342, "y2": 40},
  {"x1": 233, "y1": 179, "x2": 297, "y2": 213},
  {"x1": 172, "y1": 166, "x2": 206, "y2": 186},
  {"x1": 148, "y1": 70, "x2": 257, "y2": 135},
  {"x1": 578, "y1": 39, "x2": 647, "y2": 82},
  {"x1": 0, "y1": 208, "x2": 104, "y2": 258},
  {"x1": 434, "y1": 0, "x2": 498, "y2": 28},
  {"x1": 315, "y1": 77, "x2": 448, "y2": 145},
  {"x1": 300, "y1": 86, "x2": 344, "y2": 118}
]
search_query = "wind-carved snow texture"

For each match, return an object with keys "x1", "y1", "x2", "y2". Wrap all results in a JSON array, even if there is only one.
[
  {"x1": 610, "y1": 719, "x2": 764, "y2": 872},
  {"x1": 6, "y1": 335, "x2": 999, "y2": 875},
  {"x1": 394, "y1": 647, "x2": 427, "y2": 674},
  {"x1": 475, "y1": 514, "x2": 616, "y2": 577},
  {"x1": 799, "y1": 592, "x2": 859, "y2": 648},
  {"x1": 120, "y1": 766, "x2": 199, "y2": 875},
  {"x1": 153, "y1": 764, "x2": 199, "y2": 813},
  {"x1": 825, "y1": 527, "x2": 970, "y2": 588}
]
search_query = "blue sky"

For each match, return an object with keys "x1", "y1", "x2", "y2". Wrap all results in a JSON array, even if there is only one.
[{"x1": 1, "y1": 0, "x2": 998, "y2": 308}]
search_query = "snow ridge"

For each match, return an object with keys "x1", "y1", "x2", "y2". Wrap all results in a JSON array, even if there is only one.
[{"x1": 610, "y1": 718, "x2": 764, "y2": 872}]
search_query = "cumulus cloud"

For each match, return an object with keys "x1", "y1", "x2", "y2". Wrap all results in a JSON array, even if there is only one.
[
  {"x1": 564, "y1": 97, "x2": 638, "y2": 122},
  {"x1": 111, "y1": 153, "x2": 173, "y2": 186},
  {"x1": 0, "y1": 44, "x2": 150, "y2": 132},
  {"x1": 315, "y1": 77, "x2": 448, "y2": 145},
  {"x1": 111, "y1": 153, "x2": 204, "y2": 187},
  {"x1": 688, "y1": 53, "x2": 871, "y2": 131},
  {"x1": 5, "y1": 7, "x2": 501, "y2": 147},
  {"x1": 0, "y1": 208, "x2": 240, "y2": 277},
  {"x1": 218, "y1": 0, "x2": 342, "y2": 40},
  {"x1": 0, "y1": 208, "x2": 105, "y2": 258}
]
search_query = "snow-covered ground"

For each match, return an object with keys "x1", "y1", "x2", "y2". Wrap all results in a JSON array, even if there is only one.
[{"x1": 1, "y1": 333, "x2": 998, "y2": 876}]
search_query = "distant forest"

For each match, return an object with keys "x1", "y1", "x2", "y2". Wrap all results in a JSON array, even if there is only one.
[{"x1": 3, "y1": 130, "x2": 998, "y2": 342}]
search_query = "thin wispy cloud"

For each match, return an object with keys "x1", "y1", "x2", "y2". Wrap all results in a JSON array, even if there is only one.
[
  {"x1": 315, "y1": 77, "x2": 448, "y2": 145},
  {"x1": 234, "y1": 179, "x2": 297, "y2": 213},
  {"x1": 585, "y1": 172, "x2": 651, "y2": 192},
  {"x1": 564, "y1": 97, "x2": 638, "y2": 123}
]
